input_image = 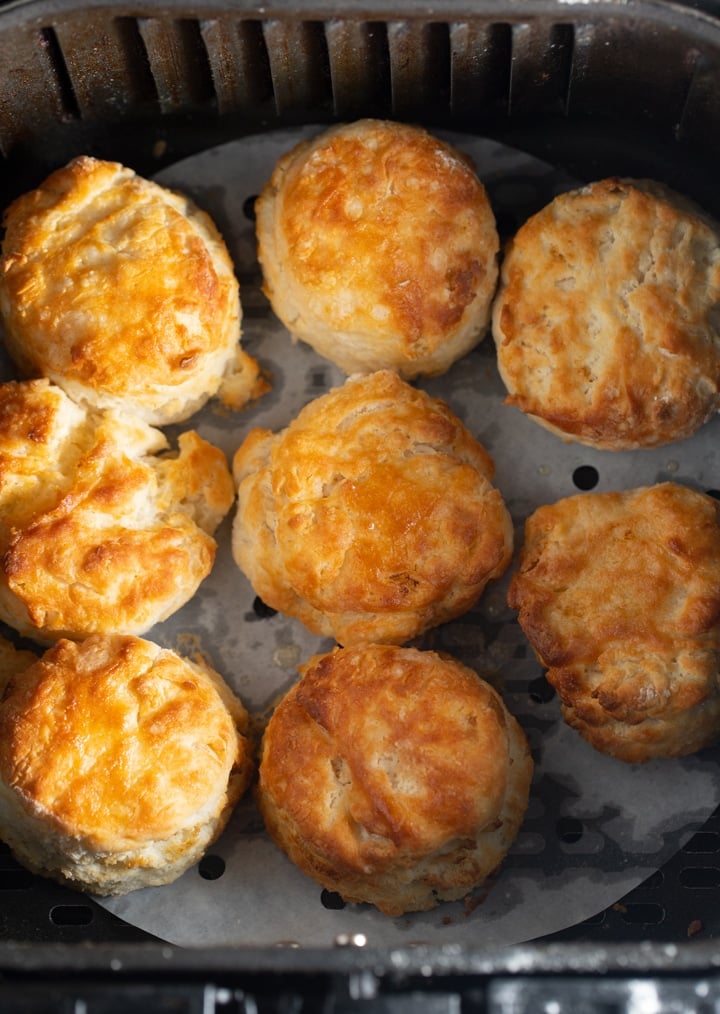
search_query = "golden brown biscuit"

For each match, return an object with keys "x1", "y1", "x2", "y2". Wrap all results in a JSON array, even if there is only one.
[
  {"x1": 232, "y1": 370, "x2": 513, "y2": 646},
  {"x1": 257, "y1": 643, "x2": 533, "y2": 916},
  {"x1": 0, "y1": 378, "x2": 235, "y2": 642},
  {"x1": 0, "y1": 155, "x2": 266, "y2": 425},
  {"x1": 0, "y1": 634, "x2": 253, "y2": 895},
  {"x1": 508, "y1": 482, "x2": 720, "y2": 762},
  {"x1": 256, "y1": 119, "x2": 499, "y2": 378},
  {"x1": 492, "y1": 178, "x2": 720, "y2": 449}
]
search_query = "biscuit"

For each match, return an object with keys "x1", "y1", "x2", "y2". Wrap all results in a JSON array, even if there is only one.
[
  {"x1": 232, "y1": 370, "x2": 513, "y2": 646},
  {"x1": 257, "y1": 643, "x2": 533, "y2": 916},
  {"x1": 0, "y1": 378, "x2": 235, "y2": 642},
  {"x1": 508, "y1": 482, "x2": 720, "y2": 762},
  {"x1": 0, "y1": 155, "x2": 266, "y2": 425},
  {"x1": 0, "y1": 634, "x2": 253, "y2": 895},
  {"x1": 256, "y1": 119, "x2": 499, "y2": 378},
  {"x1": 491, "y1": 178, "x2": 720, "y2": 449}
]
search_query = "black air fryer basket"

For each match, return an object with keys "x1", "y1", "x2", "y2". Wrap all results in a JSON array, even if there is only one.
[{"x1": 1, "y1": 0, "x2": 720, "y2": 1009}]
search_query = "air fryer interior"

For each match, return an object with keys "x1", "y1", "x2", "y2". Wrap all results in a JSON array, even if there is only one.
[
  {"x1": 0, "y1": 0, "x2": 719, "y2": 211},
  {"x1": 0, "y1": 0, "x2": 719, "y2": 960}
]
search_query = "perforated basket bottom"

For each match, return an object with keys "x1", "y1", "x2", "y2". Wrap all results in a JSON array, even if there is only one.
[{"x1": 1, "y1": 128, "x2": 718, "y2": 948}]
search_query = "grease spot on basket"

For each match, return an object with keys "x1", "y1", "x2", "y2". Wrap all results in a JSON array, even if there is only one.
[{"x1": 273, "y1": 644, "x2": 301, "y2": 668}]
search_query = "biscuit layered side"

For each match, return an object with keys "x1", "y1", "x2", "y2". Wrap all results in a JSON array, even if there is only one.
[
  {"x1": 256, "y1": 119, "x2": 500, "y2": 379},
  {"x1": 232, "y1": 369, "x2": 514, "y2": 646},
  {"x1": 508, "y1": 482, "x2": 720, "y2": 762},
  {"x1": 0, "y1": 634, "x2": 254, "y2": 895},
  {"x1": 0, "y1": 156, "x2": 266, "y2": 426},
  {"x1": 0, "y1": 378, "x2": 235, "y2": 643},
  {"x1": 492, "y1": 177, "x2": 720, "y2": 449},
  {"x1": 257, "y1": 643, "x2": 533, "y2": 916}
]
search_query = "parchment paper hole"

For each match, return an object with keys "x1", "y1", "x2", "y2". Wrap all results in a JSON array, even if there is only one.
[
  {"x1": 682, "y1": 831, "x2": 720, "y2": 854},
  {"x1": 556, "y1": 817, "x2": 584, "y2": 843},
  {"x1": 528, "y1": 675, "x2": 555, "y2": 703},
  {"x1": 321, "y1": 889, "x2": 346, "y2": 910},
  {"x1": 198, "y1": 854, "x2": 226, "y2": 881},
  {"x1": 50, "y1": 904, "x2": 94, "y2": 926},
  {"x1": 620, "y1": 902, "x2": 665, "y2": 925},
  {"x1": 679, "y1": 867, "x2": 720, "y2": 889},
  {"x1": 707, "y1": 489, "x2": 720, "y2": 500},
  {"x1": 253, "y1": 596, "x2": 277, "y2": 619},
  {"x1": 572, "y1": 465, "x2": 599, "y2": 490},
  {"x1": 644, "y1": 869, "x2": 664, "y2": 889},
  {"x1": 242, "y1": 195, "x2": 258, "y2": 221},
  {"x1": 308, "y1": 366, "x2": 331, "y2": 389}
]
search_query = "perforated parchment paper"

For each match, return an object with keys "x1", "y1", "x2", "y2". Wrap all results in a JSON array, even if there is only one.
[{"x1": 72, "y1": 127, "x2": 720, "y2": 949}]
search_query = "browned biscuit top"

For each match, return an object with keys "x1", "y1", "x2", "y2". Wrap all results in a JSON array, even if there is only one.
[
  {"x1": 0, "y1": 155, "x2": 261, "y2": 424},
  {"x1": 508, "y1": 482, "x2": 720, "y2": 761},
  {"x1": 232, "y1": 370, "x2": 513, "y2": 646},
  {"x1": 0, "y1": 378, "x2": 235, "y2": 642},
  {"x1": 256, "y1": 119, "x2": 499, "y2": 376},
  {"x1": 492, "y1": 178, "x2": 720, "y2": 449},
  {"x1": 258, "y1": 644, "x2": 532, "y2": 915},
  {"x1": 0, "y1": 635, "x2": 251, "y2": 850}
]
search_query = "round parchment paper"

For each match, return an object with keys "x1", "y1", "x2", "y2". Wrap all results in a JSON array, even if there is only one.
[{"x1": 88, "y1": 127, "x2": 719, "y2": 949}]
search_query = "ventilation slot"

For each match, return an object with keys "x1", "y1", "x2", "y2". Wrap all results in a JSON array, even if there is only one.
[
  {"x1": 138, "y1": 17, "x2": 216, "y2": 114},
  {"x1": 386, "y1": 21, "x2": 451, "y2": 121},
  {"x1": 39, "y1": 26, "x2": 80, "y2": 122},
  {"x1": 200, "y1": 19, "x2": 274, "y2": 118},
  {"x1": 262, "y1": 20, "x2": 333, "y2": 119},
  {"x1": 325, "y1": 20, "x2": 391, "y2": 120},
  {"x1": 508, "y1": 21, "x2": 574, "y2": 117},
  {"x1": 449, "y1": 21, "x2": 512, "y2": 123},
  {"x1": 675, "y1": 48, "x2": 720, "y2": 147}
]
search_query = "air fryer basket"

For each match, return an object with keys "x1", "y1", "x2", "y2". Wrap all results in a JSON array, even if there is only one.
[{"x1": 0, "y1": 0, "x2": 719, "y2": 1005}]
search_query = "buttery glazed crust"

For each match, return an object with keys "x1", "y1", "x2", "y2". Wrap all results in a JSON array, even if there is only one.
[
  {"x1": 0, "y1": 155, "x2": 266, "y2": 425},
  {"x1": 0, "y1": 634, "x2": 253, "y2": 895},
  {"x1": 492, "y1": 178, "x2": 720, "y2": 449},
  {"x1": 0, "y1": 378, "x2": 235, "y2": 642},
  {"x1": 232, "y1": 370, "x2": 513, "y2": 646},
  {"x1": 508, "y1": 482, "x2": 720, "y2": 762},
  {"x1": 257, "y1": 644, "x2": 533, "y2": 916},
  {"x1": 256, "y1": 119, "x2": 499, "y2": 378}
]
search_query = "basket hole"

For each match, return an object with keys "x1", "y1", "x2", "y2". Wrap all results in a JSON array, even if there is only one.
[
  {"x1": 50, "y1": 904, "x2": 94, "y2": 926},
  {"x1": 198, "y1": 854, "x2": 226, "y2": 881},
  {"x1": 242, "y1": 195, "x2": 258, "y2": 222},
  {"x1": 253, "y1": 596, "x2": 277, "y2": 619},
  {"x1": 321, "y1": 889, "x2": 346, "y2": 910},
  {"x1": 706, "y1": 489, "x2": 720, "y2": 500},
  {"x1": 619, "y1": 902, "x2": 665, "y2": 925},
  {"x1": 572, "y1": 465, "x2": 599, "y2": 490},
  {"x1": 556, "y1": 817, "x2": 584, "y2": 843},
  {"x1": 679, "y1": 867, "x2": 720, "y2": 889},
  {"x1": 643, "y1": 869, "x2": 664, "y2": 889},
  {"x1": 528, "y1": 675, "x2": 555, "y2": 704},
  {"x1": 682, "y1": 831, "x2": 720, "y2": 854}
]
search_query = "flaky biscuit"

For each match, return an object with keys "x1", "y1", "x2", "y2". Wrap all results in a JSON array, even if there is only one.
[
  {"x1": 257, "y1": 644, "x2": 533, "y2": 916},
  {"x1": 0, "y1": 378, "x2": 235, "y2": 642},
  {"x1": 0, "y1": 155, "x2": 266, "y2": 425},
  {"x1": 256, "y1": 119, "x2": 499, "y2": 378},
  {"x1": 232, "y1": 370, "x2": 513, "y2": 646},
  {"x1": 508, "y1": 482, "x2": 720, "y2": 762},
  {"x1": 0, "y1": 634, "x2": 253, "y2": 895},
  {"x1": 492, "y1": 178, "x2": 720, "y2": 449}
]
